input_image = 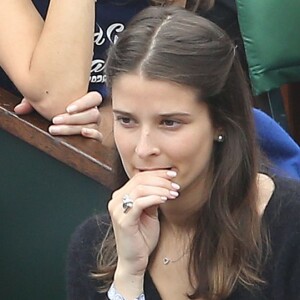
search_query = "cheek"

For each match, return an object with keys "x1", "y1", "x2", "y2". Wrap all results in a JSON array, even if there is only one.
[
  {"x1": 114, "y1": 129, "x2": 128, "y2": 159},
  {"x1": 169, "y1": 129, "x2": 215, "y2": 169},
  {"x1": 114, "y1": 129, "x2": 135, "y2": 169}
]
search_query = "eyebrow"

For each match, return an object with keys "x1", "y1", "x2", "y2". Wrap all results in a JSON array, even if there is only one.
[
  {"x1": 113, "y1": 109, "x2": 191, "y2": 118},
  {"x1": 113, "y1": 110, "x2": 132, "y2": 116}
]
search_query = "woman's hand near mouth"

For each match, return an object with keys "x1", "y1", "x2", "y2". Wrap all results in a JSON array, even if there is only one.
[{"x1": 108, "y1": 169, "x2": 180, "y2": 297}]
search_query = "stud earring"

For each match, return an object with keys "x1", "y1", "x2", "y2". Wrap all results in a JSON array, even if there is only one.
[{"x1": 216, "y1": 134, "x2": 224, "y2": 143}]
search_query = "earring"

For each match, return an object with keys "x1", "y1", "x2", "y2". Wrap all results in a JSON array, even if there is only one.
[{"x1": 216, "y1": 134, "x2": 224, "y2": 143}]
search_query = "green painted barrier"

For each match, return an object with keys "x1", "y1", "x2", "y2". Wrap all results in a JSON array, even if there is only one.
[{"x1": 0, "y1": 129, "x2": 111, "y2": 300}]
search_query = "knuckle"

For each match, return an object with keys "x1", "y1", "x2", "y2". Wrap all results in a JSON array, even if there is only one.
[
  {"x1": 107, "y1": 199, "x2": 114, "y2": 214},
  {"x1": 135, "y1": 184, "x2": 144, "y2": 195},
  {"x1": 107, "y1": 199, "x2": 120, "y2": 218},
  {"x1": 111, "y1": 190, "x2": 120, "y2": 198},
  {"x1": 133, "y1": 199, "x2": 142, "y2": 210},
  {"x1": 107, "y1": 200, "x2": 112, "y2": 212}
]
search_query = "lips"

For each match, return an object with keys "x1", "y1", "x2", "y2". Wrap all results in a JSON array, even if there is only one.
[{"x1": 137, "y1": 167, "x2": 173, "y2": 172}]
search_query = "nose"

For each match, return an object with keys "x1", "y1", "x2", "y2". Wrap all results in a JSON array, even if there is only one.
[{"x1": 135, "y1": 129, "x2": 160, "y2": 158}]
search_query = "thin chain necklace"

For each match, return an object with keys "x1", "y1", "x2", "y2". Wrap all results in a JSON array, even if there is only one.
[{"x1": 163, "y1": 251, "x2": 188, "y2": 265}]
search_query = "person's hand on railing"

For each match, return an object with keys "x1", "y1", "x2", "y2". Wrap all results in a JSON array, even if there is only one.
[{"x1": 14, "y1": 91, "x2": 103, "y2": 141}]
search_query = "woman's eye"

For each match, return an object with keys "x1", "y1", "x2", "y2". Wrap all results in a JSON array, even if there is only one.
[
  {"x1": 161, "y1": 119, "x2": 181, "y2": 127},
  {"x1": 115, "y1": 116, "x2": 135, "y2": 127}
]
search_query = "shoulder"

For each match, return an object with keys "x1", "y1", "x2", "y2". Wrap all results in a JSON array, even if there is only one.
[
  {"x1": 69, "y1": 214, "x2": 111, "y2": 248},
  {"x1": 264, "y1": 176, "x2": 300, "y2": 262},
  {"x1": 265, "y1": 176, "x2": 300, "y2": 227},
  {"x1": 66, "y1": 214, "x2": 111, "y2": 299},
  {"x1": 67, "y1": 213, "x2": 111, "y2": 269},
  {"x1": 262, "y1": 177, "x2": 300, "y2": 299},
  {"x1": 272, "y1": 176, "x2": 300, "y2": 208}
]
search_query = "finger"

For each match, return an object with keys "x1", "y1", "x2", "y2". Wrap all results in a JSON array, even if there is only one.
[
  {"x1": 109, "y1": 193, "x2": 164, "y2": 219},
  {"x1": 66, "y1": 91, "x2": 102, "y2": 114},
  {"x1": 137, "y1": 169, "x2": 177, "y2": 178},
  {"x1": 124, "y1": 195, "x2": 166, "y2": 219},
  {"x1": 144, "y1": 204, "x2": 159, "y2": 219},
  {"x1": 81, "y1": 127, "x2": 103, "y2": 141},
  {"x1": 111, "y1": 172, "x2": 178, "y2": 204},
  {"x1": 110, "y1": 186, "x2": 175, "y2": 216},
  {"x1": 129, "y1": 170, "x2": 178, "y2": 187},
  {"x1": 52, "y1": 107, "x2": 100, "y2": 125},
  {"x1": 117, "y1": 170, "x2": 179, "y2": 195},
  {"x1": 130, "y1": 185, "x2": 179, "y2": 201},
  {"x1": 49, "y1": 124, "x2": 97, "y2": 136},
  {"x1": 110, "y1": 187, "x2": 178, "y2": 217},
  {"x1": 14, "y1": 98, "x2": 34, "y2": 115},
  {"x1": 110, "y1": 181, "x2": 179, "y2": 214}
]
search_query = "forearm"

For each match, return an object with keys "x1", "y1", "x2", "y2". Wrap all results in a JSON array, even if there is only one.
[
  {"x1": 0, "y1": 0, "x2": 95, "y2": 120},
  {"x1": 26, "y1": 0, "x2": 95, "y2": 119}
]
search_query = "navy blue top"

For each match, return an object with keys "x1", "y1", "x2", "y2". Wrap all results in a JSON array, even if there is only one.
[{"x1": 91, "y1": 0, "x2": 148, "y2": 97}]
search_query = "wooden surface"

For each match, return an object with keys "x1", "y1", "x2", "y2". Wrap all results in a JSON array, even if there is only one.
[
  {"x1": 0, "y1": 87, "x2": 122, "y2": 190},
  {"x1": 281, "y1": 83, "x2": 300, "y2": 145}
]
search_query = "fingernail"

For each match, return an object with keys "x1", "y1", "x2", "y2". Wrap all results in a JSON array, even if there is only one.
[
  {"x1": 49, "y1": 126, "x2": 60, "y2": 134},
  {"x1": 169, "y1": 190, "x2": 179, "y2": 197},
  {"x1": 52, "y1": 116, "x2": 64, "y2": 124},
  {"x1": 66, "y1": 105, "x2": 77, "y2": 113},
  {"x1": 14, "y1": 103, "x2": 22, "y2": 110},
  {"x1": 161, "y1": 196, "x2": 168, "y2": 202},
  {"x1": 167, "y1": 170, "x2": 177, "y2": 177},
  {"x1": 171, "y1": 183, "x2": 180, "y2": 190}
]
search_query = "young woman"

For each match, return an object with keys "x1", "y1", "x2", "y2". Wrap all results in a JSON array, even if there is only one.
[{"x1": 67, "y1": 6, "x2": 300, "y2": 300}]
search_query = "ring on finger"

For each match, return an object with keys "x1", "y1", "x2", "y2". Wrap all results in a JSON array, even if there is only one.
[{"x1": 122, "y1": 194, "x2": 134, "y2": 213}]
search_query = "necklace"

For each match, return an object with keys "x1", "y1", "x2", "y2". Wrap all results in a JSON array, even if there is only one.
[{"x1": 163, "y1": 251, "x2": 188, "y2": 265}]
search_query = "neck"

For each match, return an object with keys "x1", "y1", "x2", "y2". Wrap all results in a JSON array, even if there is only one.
[
  {"x1": 159, "y1": 175, "x2": 208, "y2": 229},
  {"x1": 151, "y1": 221, "x2": 192, "y2": 263}
]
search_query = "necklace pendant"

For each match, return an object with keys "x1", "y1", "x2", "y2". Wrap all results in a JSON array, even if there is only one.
[{"x1": 163, "y1": 257, "x2": 171, "y2": 265}]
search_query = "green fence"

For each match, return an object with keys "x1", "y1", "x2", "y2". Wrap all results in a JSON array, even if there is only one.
[{"x1": 0, "y1": 129, "x2": 111, "y2": 300}]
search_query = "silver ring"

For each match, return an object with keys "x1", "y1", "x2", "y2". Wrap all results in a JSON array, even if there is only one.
[{"x1": 122, "y1": 194, "x2": 133, "y2": 214}]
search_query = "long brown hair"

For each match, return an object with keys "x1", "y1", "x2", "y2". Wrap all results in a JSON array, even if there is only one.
[{"x1": 96, "y1": 6, "x2": 269, "y2": 299}]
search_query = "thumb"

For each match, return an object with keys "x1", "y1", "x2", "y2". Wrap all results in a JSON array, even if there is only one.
[
  {"x1": 14, "y1": 98, "x2": 34, "y2": 115},
  {"x1": 145, "y1": 204, "x2": 159, "y2": 219}
]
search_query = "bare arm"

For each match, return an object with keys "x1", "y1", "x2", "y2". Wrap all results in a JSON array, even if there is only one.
[{"x1": 0, "y1": 0, "x2": 95, "y2": 119}]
